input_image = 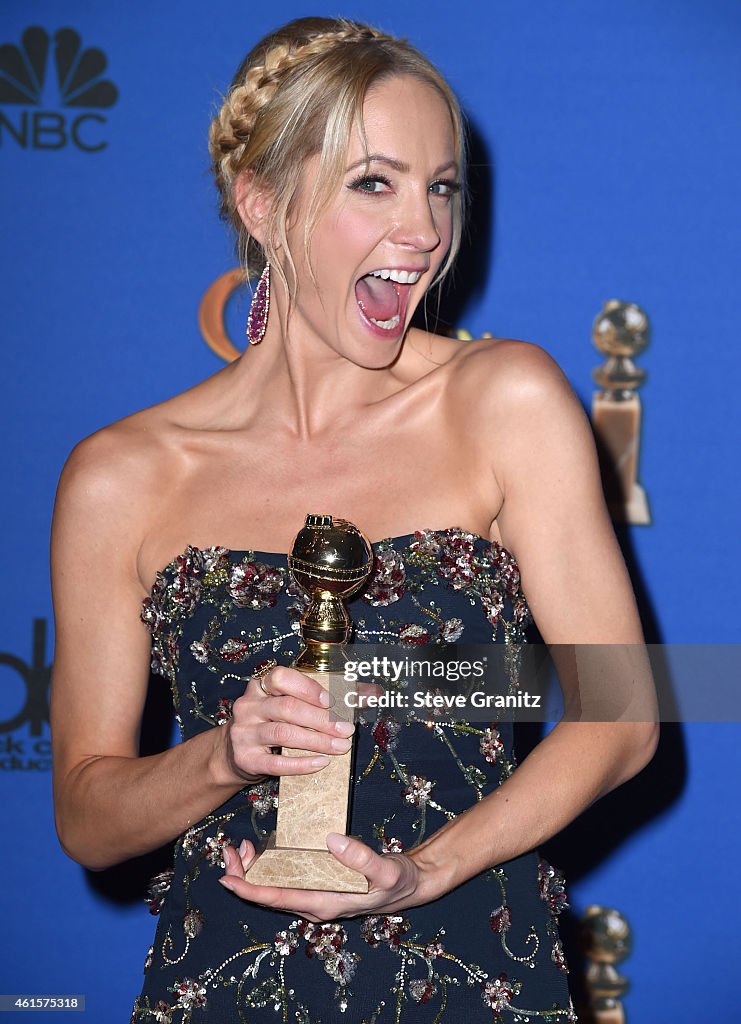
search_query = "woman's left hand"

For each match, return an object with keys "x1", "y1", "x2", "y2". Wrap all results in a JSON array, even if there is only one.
[{"x1": 220, "y1": 834, "x2": 437, "y2": 923}]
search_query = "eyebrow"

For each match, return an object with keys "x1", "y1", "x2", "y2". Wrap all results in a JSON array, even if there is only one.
[{"x1": 345, "y1": 154, "x2": 459, "y2": 176}]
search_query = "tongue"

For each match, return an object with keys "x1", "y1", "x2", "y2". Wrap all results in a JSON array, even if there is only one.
[{"x1": 355, "y1": 275, "x2": 399, "y2": 321}]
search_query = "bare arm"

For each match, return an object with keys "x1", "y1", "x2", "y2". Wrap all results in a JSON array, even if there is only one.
[
  {"x1": 50, "y1": 430, "x2": 350, "y2": 871},
  {"x1": 408, "y1": 342, "x2": 659, "y2": 893}
]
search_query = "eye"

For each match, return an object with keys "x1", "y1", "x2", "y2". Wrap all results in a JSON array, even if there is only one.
[
  {"x1": 429, "y1": 179, "x2": 461, "y2": 198},
  {"x1": 347, "y1": 174, "x2": 393, "y2": 194}
]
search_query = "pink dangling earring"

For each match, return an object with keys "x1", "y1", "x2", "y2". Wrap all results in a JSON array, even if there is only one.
[{"x1": 246, "y1": 261, "x2": 270, "y2": 345}]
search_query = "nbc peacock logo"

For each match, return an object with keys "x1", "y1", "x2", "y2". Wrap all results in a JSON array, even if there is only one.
[{"x1": 0, "y1": 25, "x2": 118, "y2": 152}]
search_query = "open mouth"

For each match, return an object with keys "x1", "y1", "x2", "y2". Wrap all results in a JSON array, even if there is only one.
[{"x1": 354, "y1": 268, "x2": 424, "y2": 335}]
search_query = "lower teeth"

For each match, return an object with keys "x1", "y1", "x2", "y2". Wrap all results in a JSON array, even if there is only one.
[{"x1": 370, "y1": 314, "x2": 400, "y2": 330}]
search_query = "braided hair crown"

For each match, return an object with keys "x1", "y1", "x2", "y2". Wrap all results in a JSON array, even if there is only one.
[
  {"x1": 209, "y1": 19, "x2": 393, "y2": 208},
  {"x1": 208, "y1": 17, "x2": 466, "y2": 286}
]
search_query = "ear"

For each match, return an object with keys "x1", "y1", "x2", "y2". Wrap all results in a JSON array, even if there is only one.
[{"x1": 234, "y1": 169, "x2": 273, "y2": 246}]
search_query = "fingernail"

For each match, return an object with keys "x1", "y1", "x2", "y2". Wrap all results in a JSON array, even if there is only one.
[
  {"x1": 238, "y1": 839, "x2": 248, "y2": 859},
  {"x1": 311, "y1": 755, "x2": 331, "y2": 766},
  {"x1": 319, "y1": 689, "x2": 334, "y2": 707},
  {"x1": 219, "y1": 877, "x2": 235, "y2": 891},
  {"x1": 223, "y1": 846, "x2": 232, "y2": 868},
  {"x1": 326, "y1": 832, "x2": 349, "y2": 854}
]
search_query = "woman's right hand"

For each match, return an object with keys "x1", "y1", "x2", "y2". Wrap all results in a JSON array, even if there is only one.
[{"x1": 222, "y1": 664, "x2": 357, "y2": 784}]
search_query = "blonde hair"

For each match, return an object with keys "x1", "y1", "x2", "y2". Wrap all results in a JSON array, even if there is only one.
[{"x1": 208, "y1": 16, "x2": 467, "y2": 299}]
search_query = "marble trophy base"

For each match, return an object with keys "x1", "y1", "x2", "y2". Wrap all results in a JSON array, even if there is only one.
[
  {"x1": 242, "y1": 831, "x2": 369, "y2": 892},
  {"x1": 243, "y1": 669, "x2": 369, "y2": 893},
  {"x1": 592, "y1": 393, "x2": 650, "y2": 525}
]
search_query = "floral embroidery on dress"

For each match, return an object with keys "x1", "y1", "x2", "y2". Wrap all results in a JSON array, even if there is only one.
[
  {"x1": 132, "y1": 530, "x2": 575, "y2": 1023},
  {"x1": 362, "y1": 547, "x2": 406, "y2": 606},
  {"x1": 538, "y1": 859, "x2": 571, "y2": 975},
  {"x1": 140, "y1": 531, "x2": 531, "y2": 695},
  {"x1": 145, "y1": 870, "x2": 174, "y2": 916},
  {"x1": 228, "y1": 560, "x2": 284, "y2": 609}
]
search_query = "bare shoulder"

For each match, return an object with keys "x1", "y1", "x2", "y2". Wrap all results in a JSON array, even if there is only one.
[
  {"x1": 406, "y1": 328, "x2": 566, "y2": 387},
  {"x1": 56, "y1": 409, "x2": 166, "y2": 523},
  {"x1": 448, "y1": 336, "x2": 575, "y2": 407},
  {"x1": 55, "y1": 364, "x2": 226, "y2": 509},
  {"x1": 52, "y1": 382, "x2": 211, "y2": 581},
  {"x1": 438, "y1": 335, "x2": 603, "y2": 525},
  {"x1": 402, "y1": 329, "x2": 582, "y2": 437},
  {"x1": 418, "y1": 334, "x2": 581, "y2": 440}
]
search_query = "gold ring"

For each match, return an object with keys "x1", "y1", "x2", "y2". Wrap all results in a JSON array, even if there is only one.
[{"x1": 253, "y1": 659, "x2": 277, "y2": 696}]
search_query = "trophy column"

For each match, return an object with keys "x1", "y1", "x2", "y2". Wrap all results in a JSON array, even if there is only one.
[
  {"x1": 243, "y1": 515, "x2": 372, "y2": 893},
  {"x1": 591, "y1": 299, "x2": 651, "y2": 525}
]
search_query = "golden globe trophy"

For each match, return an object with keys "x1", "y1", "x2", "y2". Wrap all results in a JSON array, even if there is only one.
[{"x1": 243, "y1": 514, "x2": 373, "y2": 892}]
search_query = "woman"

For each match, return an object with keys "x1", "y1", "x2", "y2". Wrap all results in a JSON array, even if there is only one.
[{"x1": 50, "y1": 16, "x2": 658, "y2": 1023}]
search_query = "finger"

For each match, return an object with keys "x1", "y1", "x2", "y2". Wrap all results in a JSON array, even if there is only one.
[
  {"x1": 355, "y1": 681, "x2": 385, "y2": 702},
  {"x1": 223, "y1": 841, "x2": 257, "y2": 877},
  {"x1": 222, "y1": 844, "x2": 244, "y2": 878},
  {"x1": 325, "y1": 833, "x2": 398, "y2": 887},
  {"x1": 255, "y1": 665, "x2": 333, "y2": 710},
  {"x1": 263, "y1": 717, "x2": 354, "y2": 759},
  {"x1": 232, "y1": 749, "x2": 331, "y2": 778},
  {"x1": 237, "y1": 838, "x2": 256, "y2": 870},
  {"x1": 260, "y1": 693, "x2": 355, "y2": 739},
  {"x1": 218, "y1": 873, "x2": 348, "y2": 920}
]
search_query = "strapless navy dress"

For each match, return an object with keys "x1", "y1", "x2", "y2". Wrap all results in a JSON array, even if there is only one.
[{"x1": 131, "y1": 528, "x2": 576, "y2": 1023}]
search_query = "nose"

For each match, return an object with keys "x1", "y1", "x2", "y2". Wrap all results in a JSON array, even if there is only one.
[{"x1": 389, "y1": 192, "x2": 442, "y2": 253}]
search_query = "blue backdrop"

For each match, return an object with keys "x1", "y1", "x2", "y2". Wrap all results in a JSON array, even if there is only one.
[{"x1": 2, "y1": 1, "x2": 740, "y2": 1020}]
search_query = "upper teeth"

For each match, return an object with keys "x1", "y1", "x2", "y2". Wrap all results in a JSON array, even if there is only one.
[{"x1": 370, "y1": 268, "x2": 422, "y2": 284}]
